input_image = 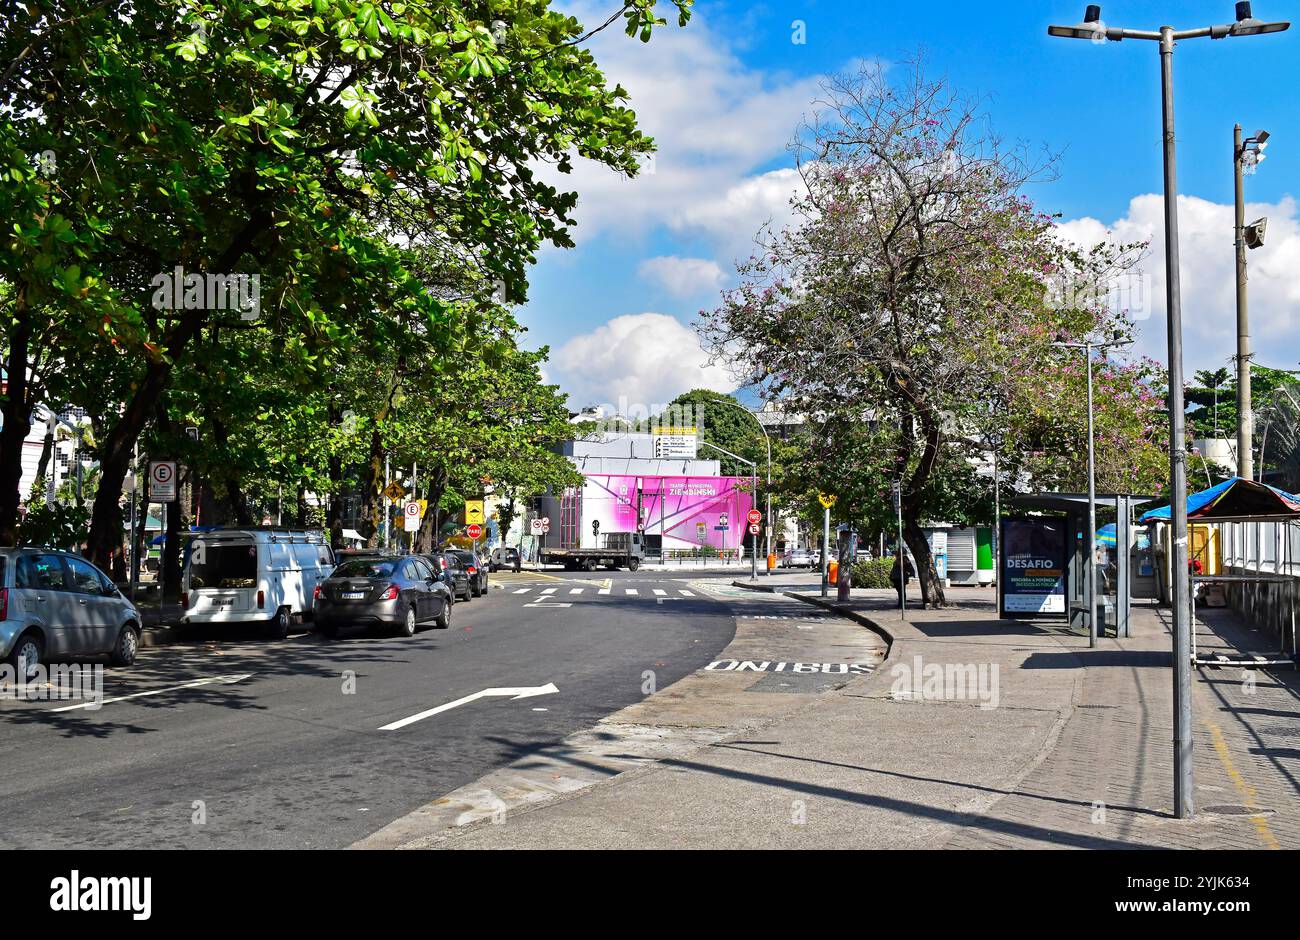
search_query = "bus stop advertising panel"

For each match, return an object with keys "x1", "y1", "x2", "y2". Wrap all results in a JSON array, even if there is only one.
[{"x1": 1000, "y1": 518, "x2": 1069, "y2": 616}]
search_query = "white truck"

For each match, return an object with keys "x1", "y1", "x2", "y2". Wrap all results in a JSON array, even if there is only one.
[{"x1": 180, "y1": 528, "x2": 335, "y2": 638}]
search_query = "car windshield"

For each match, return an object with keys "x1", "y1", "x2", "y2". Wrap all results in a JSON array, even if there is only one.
[
  {"x1": 333, "y1": 559, "x2": 397, "y2": 579},
  {"x1": 188, "y1": 543, "x2": 257, "y2": 589},
  {"x1": 452, "y1": 552, "x2": 475, "y2": 565}
]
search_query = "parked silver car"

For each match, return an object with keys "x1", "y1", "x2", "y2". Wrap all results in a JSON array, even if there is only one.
[{"x1": 0, "y1": 548, "x2": 142, "y2": 677}]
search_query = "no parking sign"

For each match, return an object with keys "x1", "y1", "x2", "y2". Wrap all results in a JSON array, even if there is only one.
[{"x1": 149, "y1": 461, "x2": 177, "y2": 501}]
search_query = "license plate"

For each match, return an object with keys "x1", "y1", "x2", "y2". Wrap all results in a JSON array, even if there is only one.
[
  {"x1": 342, "y1": 592, "x2": 366, "y2": 600},
  {"x1": 211, "y1": 597, "x2": 235, "y2": 607}
]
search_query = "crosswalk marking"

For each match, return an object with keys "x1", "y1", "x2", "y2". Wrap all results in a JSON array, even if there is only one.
[{"x1": 514, "y1": 586, "x2": 706, "y2": 605}]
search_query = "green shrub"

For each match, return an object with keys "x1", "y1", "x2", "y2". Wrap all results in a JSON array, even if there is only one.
[{"x1": 850, "y1": 557, "x2": 894, "y2": 589}]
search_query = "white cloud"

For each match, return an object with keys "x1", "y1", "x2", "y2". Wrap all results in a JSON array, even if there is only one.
[
  {"x1": 637, "y1": 256, "x2": 728, "y2": 297},
  {"x1": 549, "y1": 312, "x2": 739, "y2": 408},
  {"x1": 543, "y1": 2, "x2": 823, "y2": 254},
  {"x1": 1058, "y1": 193, "x2": 1300, "y2": 372}
]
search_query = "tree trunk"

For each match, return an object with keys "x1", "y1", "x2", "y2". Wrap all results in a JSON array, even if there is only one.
[
  {"x1": 0, "y1": 287, "x2": 33, "y2": 545},
  {"x1": 33, "y1": 425, "x2": 54, "y2": 500},
  {"x1": 902, "y1": 519, "x2": 945, "y2": 608},
  {"x1": 415, "y1": 467, "x2": 448, "y2": 553},
  {"x1": 358, "y1": 427, "x2": 384, "y2": 548}
]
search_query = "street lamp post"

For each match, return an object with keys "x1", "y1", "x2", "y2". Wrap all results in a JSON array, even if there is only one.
[
  {"x1": 1234, "y1": 125, "x2": 1272, "y2": 481},
  {"x1": 718, "y1": 400, "x2": 774, "y2": 575},
  {"x1": 1049, "y1": 1, "x2": 1290, "y2": 820},
  {"x1": 1055, "y1": 336, "x2": 1132, "y2": 650}
]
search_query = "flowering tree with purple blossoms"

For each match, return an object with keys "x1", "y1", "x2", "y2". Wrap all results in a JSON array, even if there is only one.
[{"x1": 700, "y1": 60, "x2": 1167, "y2": 607}]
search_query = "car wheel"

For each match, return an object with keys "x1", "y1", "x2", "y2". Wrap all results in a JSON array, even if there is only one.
[
  {"x1": 266, "y1": 607, "x2": 291, "y2": 640},
  {"x1": 435, "y1": 598, "x2": 451, "y2": 630},
  {"x1": 397, "y1": 605, "x2": 417, "y2": 638},
  {"x1": 461, "y1": 584, "x2": 472, "y2": 602},
  {"x1": 7, "y1": 631, "x2": 43, "y2": 680},
  {"x1": 110, "y1": 624, "x2": 140, "y2": 667},
  {"x1": 628, "y1": 557, "x2": 641, "y2": 571}
]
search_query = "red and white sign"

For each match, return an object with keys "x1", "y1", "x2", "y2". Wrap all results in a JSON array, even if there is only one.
[
  {"x1": 466, "y1": 523, "x2": 483, "y2": 540},
  {"x1": 746, "y1": 509, "x2": 762, "y2": 526},
  {"x1": 149, "y1": 461, "x2": 177, "y2": 501},
  {"x1": 403, "y1": 501, "x2": 421, "y2": 532},
  {"x1": 748, "y1": 523, "x2": 761, "y2": 536}
]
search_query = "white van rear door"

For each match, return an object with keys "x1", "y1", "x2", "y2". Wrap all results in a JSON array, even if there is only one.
[{"x1": 187, "y1": 539, "x2": 259, "y2": 611}]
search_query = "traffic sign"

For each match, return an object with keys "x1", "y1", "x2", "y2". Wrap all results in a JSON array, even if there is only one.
[
  {"x1": 530, "y1": 516, "x2": 550, "y2": 536},
  {"x1": 747, "y1": 509, "x2": 762, "y2": 525},
  {"x1": 818, "y1": 493, "x2": 836, "y2": 509},
  {"x1": 465, "y1": 500, "x2": 486, "y2": 525},
  {"x1": 383, "y1": 481, "x2": 406, "y2": 503},
  {"x1": 466, "y1": 523, "x2": 483, "y2": 540},
  {"x1": 748, "y1": 523, "x2": 761, "y2": 536},
  {"x1": 403, "y1": 501, "x2": 421, "y2": 532},
  {"x1": 149, "y1": 461, "x2": 177, "y2": 502}
]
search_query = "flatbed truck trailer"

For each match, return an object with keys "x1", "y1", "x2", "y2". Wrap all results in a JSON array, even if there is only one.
[{"x1": 539, "y1": 532, "x2": 645, "y2": 571}]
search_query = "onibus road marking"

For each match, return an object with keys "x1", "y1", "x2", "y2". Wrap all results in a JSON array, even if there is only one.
[
  {"x1": 379, "y1": 683, "x2": 559, "y2": 731},
  {"x1": 51, "y1": 673, "x2": 255, "y2": 712}
]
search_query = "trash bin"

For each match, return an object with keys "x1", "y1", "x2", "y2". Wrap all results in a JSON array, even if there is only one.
[
  {"x1": 767, "y1": 553, "x2": 777, "y2": 571},
  {"x1": 828, "y1": 559, "x2": 839, "y2": 585}
]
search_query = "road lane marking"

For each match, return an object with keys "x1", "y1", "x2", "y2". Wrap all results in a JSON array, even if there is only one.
[
  {"x1": 524, "y1": 602, "x2": 572, "y2": 608},
  {"x1": 679, "y1": 590, "x2": 696, "y2": 596},
  {"x1": 513, "y1": 588, "x2": 531, "y2": 594},
  {"x1": 569, "y1": 588, "x2": 584, "y2": 594},
  {"x1": 540, "y1": 588, "x2": 557, "y2": 595},
  {"x1": 598, "y1": 588, "x2": 611, "y2": 595},
  {"x1": 380, "y1": 683, "x2": 559, "y2": 731},
  {"x1": 653, "y1": 589, "x2": 667, "y2": 596},
  {"x1": 625, "y1": 589, "x2": 638, "y2": 595},
  {"x1": 51, "y1": 674, "x2": 255, "y2": 712}
]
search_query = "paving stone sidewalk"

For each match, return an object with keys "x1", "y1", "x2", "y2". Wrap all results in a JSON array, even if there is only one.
[{"x1": 434, "y1": 579, "x2": 1298, "y2": 849}]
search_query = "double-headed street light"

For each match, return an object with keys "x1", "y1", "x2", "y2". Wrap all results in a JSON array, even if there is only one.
[
  {"x1": 1049, "y1": 2, "x2": 1290, "y2": 820},
  {"x1": 1054, "y1": 334, "x2": 1132, "y2": 652}
]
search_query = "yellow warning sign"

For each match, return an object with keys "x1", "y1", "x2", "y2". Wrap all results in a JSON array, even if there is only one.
[
  {"x1": 464, "y1": 500, "x2": 486, "y2": 525},
  {"x1": 383, "y1": 482, "x2": 406, "y2": 503}
]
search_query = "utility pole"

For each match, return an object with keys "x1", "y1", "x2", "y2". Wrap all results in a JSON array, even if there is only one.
[
  {"x1": 1050, "y1": 3, "x2": 1289, "y2": 818},
  {"x1": 1235, "y1": 124, "x2": 1254, "y2": 481}
]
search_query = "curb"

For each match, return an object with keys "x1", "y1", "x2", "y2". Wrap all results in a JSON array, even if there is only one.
[{"x1": 728, "y1": 578, "x2": 895, "y2": 653}]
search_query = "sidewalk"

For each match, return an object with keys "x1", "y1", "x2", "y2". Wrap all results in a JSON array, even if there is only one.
[{"x1": 425, "y1": 581, "x2": 1299, "y2": 849}]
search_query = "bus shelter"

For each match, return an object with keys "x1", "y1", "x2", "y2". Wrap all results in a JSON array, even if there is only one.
[
  {"x1": 1007, "y1": 493, "x2": 1157, "y2": 638},
  {"x1": 1141, "y1": 477, "x2": 1299, "y2": 668}
]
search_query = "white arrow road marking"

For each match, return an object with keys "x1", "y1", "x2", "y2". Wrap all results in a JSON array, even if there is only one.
[
  {"x1": 524, "y1": 601, "x2": 572, "y2": 608},
  {"x1": 52, "y1": 674, "x2": 255, "y2": 712},
  {"x1": 380, "y1": 683, "x2": 559, "y2": 730}
]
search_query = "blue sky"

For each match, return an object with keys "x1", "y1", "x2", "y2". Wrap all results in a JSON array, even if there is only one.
[{"x1": 521, "y1": 0, "x2": 1300, "y2": 409}]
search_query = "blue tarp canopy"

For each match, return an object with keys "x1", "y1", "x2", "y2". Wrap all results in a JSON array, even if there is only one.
[{"x1": 1140, "y1": 477, "x2": 1300, "y2": 523}]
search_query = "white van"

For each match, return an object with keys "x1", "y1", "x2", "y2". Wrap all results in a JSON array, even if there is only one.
[{"x1": 180, "y1": 528, "x2": 335, "y2": 638}]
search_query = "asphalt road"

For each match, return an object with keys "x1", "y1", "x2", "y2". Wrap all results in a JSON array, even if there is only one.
[{"x1": 0, "y1": 568, "x2": 743, "y2": 848}]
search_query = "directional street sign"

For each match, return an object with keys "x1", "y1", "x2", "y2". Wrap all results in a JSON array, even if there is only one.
[
  {"x1": 149, "y1": 461, "x2": 177, "y2": 502},
  {"x1": 466, "y1": 523, "x2": 483, "y2": 540},
  {"x1": 383, "y1": 481, "x2": 406, "y2": 503}
]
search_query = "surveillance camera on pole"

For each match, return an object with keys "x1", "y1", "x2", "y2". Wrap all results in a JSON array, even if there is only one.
[{"x1": 1244, "y1": 217, "x2": 1268, "y2": 249}]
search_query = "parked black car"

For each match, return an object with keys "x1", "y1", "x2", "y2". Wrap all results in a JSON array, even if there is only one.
[
  {"x1": 449, "y1": 549, "x2": 488, "y2": 597},
  {"x1": 315, "y1": 555, "x2": 450, "y2": 638},
  {"x1": 422, "y1": 552, "x2": 472, "y2": 603}
]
